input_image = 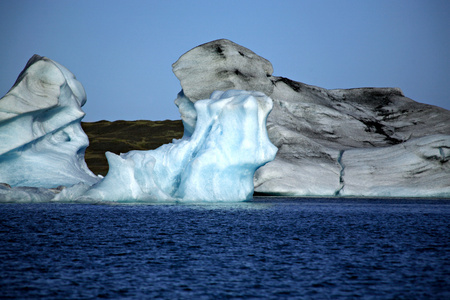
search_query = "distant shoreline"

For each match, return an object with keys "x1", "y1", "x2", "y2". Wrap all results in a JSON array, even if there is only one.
[{"x1": 82, "y1": 120, "x2": 183, "y2": 176}]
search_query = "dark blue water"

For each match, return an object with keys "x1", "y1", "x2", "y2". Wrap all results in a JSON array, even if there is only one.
[{"x1": 0, "y1": 198, "x2": 449, "y2": 299}]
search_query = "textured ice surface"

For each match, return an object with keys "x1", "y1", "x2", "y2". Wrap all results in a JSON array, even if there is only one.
[
  {"x1": 2, "y1": 39, "x2": 449, "y2": 201},
  {"x1": 0, "y1": 55, "x2": 100, "y2": 188},
  {"x1": 172, "y1": 39, "x2": 274, "y2": 102},
  {"x1": 173, "y1": 39, "x2": 450, "y2": 197},
  {"x1": 80, "y1": 90, "x2": 277, "y2": 202},
  {"x1": 0, "y1": 54, "x2": 276, "y2": 202},
  {"x1": 0, "y1": 183, "x2": 61, "y2": 203},
  {"x1": 339, "y1": 135, "x2": 450, "y2": 197}
]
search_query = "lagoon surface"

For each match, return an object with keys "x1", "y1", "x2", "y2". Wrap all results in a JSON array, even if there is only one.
[{"x1": 0, "y1": 198, "x2": 449, "y2": 299}]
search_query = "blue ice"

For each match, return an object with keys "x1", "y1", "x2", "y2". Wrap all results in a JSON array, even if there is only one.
[{"x1": 81, "y1": 90, "x2": 278, "y2": 202}]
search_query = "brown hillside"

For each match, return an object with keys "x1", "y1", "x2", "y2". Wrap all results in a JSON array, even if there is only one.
[{"x1": 82, "y1": 120, "x2": 184, "y2": 176}]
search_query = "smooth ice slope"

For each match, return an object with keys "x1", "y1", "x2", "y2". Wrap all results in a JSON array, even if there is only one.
[
  {"x1": 80, "y1": 90, "x2": 277, "y2": 202},
  {"x1": 173, "y1": 39, "x2": 450, "y2": 197},
  {"x1": 0, "y1": 55, "x2": 100, "y2": 188}
]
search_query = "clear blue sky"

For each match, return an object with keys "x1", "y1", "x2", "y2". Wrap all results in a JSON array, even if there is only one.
[{"x1": 1, "y1": 0, "x2": 449, "y2": 121}]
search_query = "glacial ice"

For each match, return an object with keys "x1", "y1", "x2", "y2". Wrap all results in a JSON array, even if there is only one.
[
  {"x1": 174, "y1": 39, "x2": 450, "y2": 198},
  {"x1": 0, "y1": 54, "x2": 277, "y2": 202},
  {"x1": 2, "y1": 39, "x2": 450, "y2": 201},
  {"x1": 80, "y1": 90, "x2": 277, "y2": 202},
  {"x1": 0, "y1": 55, "x2": 100, "y2": 188}
]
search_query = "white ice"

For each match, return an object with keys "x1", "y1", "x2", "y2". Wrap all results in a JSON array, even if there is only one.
[
  {"x1": 78, "y1": 90, "x2": 277, "y2": 202},
  {"x1": 0, "y1": 54, "x2": 277, "y2": 203},
  {"x1": 0, "y1": 55, "x2": 100, "y2": 188},
  {"x1": 172, "y1": 39, "x2": 450, "y2": 198}
]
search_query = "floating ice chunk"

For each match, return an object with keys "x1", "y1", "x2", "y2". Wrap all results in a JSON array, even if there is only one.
[
  {"x1": 84, "y1": 90, "x2": 278, "y2": 202},
  {"x1": 0, "y1": 183, "x2": 61, "y2": 203},
  {"x1": 0, "y1": 55, "x2": 100, "y2": 188}
]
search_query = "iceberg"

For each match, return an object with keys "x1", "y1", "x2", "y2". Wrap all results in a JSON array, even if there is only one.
[
  {"x1": 0, "y1": 55, "x2": 100, "y2": 188},
  {"x1": 2, "y1": 39, "x2": 449, "y2": 201},
  {"x1": 0, "y1": 54, "x2": 277, "y2": 202},
  {"x1": 80, "y1": 90, "x2": 277, "y2": 202},
  {"x1": 173, "y1": 39, "x2": 450, "y2": 198}
]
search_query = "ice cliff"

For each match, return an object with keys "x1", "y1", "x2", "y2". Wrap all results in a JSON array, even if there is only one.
[
  {"x1": 173, "y1": 39, "x2": 450, "y2": 197},
  {"x1": 0, "y1": 55, "x2": 100, "y2": 188}
]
